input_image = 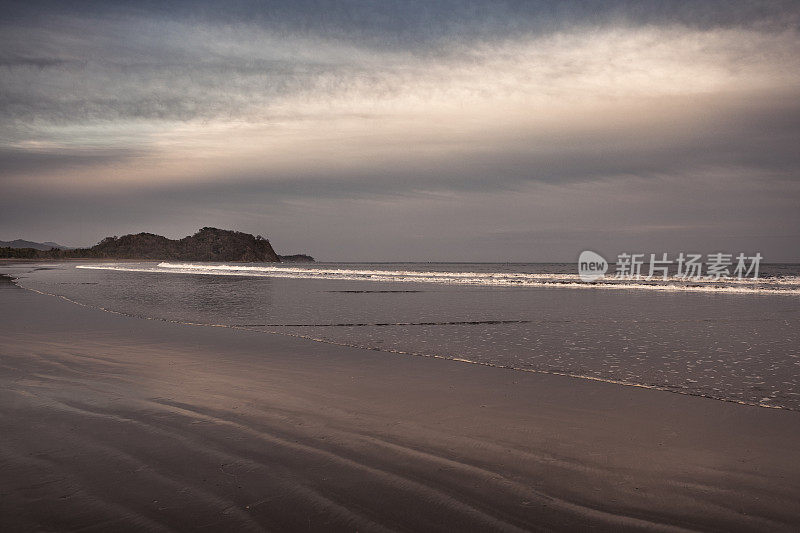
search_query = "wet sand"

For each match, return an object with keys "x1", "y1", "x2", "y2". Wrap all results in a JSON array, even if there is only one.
[{"x1": 1, "y1": 282, "x2": 800, "y2": 532}]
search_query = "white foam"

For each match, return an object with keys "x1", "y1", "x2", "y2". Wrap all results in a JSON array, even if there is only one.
[{"x1": 74, "y1": 262, "x2": 800, "y2": 295}]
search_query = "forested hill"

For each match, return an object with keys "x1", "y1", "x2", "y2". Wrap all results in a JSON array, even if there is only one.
[{"x1": 1, "y1": 228, "x2": 287, "y2": 262}]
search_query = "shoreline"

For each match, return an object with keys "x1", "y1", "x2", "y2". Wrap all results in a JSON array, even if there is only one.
[
  {"x1": 2, "y1": 281, "x2": 800, "y2": 530},
  {"x1": 12, "y1": 274, "x2": 794, "y2": 413}
]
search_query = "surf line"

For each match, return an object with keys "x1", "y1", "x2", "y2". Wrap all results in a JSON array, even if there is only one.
[
  {"x1": 75, "y1": 264, "x2": 800, "y2": 295},
  {"x1": 230, "y1": 320, "x2": 533, "y2": 327}
]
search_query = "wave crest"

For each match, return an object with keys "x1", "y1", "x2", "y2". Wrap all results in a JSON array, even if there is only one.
[{"x1": 69, "y1": 262, "x2": 800, "y2": 295}]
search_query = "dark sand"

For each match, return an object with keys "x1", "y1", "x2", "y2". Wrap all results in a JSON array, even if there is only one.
[{"x1": 1, "y1": 282, "x2": 800, "y2": 532}]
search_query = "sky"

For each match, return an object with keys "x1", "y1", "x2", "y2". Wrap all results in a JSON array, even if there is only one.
[{"x1": 1, "y1": 0, "x2": 799, "y2": 261}]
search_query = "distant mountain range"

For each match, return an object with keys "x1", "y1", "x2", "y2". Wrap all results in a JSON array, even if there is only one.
[
  {"x1": 0, "y1": 239, "x2": 71, "y2": 251},
  {"x1": 0, "y1": 228, "x2": 314, "y2": 262}
]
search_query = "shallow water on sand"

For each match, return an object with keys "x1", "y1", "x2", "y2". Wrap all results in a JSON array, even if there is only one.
[{"x1": 6, "y1": 261, "x2": 800, "y2": 409}]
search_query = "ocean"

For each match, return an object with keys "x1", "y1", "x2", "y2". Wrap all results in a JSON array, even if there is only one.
[{"x1": 8, "y1": 261, "x2": 800, "y2": 410}]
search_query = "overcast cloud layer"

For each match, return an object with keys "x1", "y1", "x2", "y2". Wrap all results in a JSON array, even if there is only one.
[{"x1": 1, "y1": 0, "x2": 799, "y2": 260}]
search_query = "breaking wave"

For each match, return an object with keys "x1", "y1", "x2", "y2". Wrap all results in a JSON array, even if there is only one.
[{"x1": 73, "y1": 262, "x2": 800, "y2": 295}]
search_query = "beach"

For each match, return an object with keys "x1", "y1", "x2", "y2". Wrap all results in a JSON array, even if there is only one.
[
  {"x1": 4, "y1": 1, "x2": 799, "y2": 529},
  {"x1": 2, "y1": 279, "x2": 800, "y2": 531}
]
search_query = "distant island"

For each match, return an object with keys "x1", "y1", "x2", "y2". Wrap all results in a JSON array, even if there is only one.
[
  {"x1": 278, "y1": 254, "x2": 316, "y2": 262},
  {"x1": 0, "y1": 227, "x2": 315, "y2": 263}
]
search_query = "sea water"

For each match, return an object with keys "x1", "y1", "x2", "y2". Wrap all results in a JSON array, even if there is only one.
[{"x1": 6, "y1": 261, "x2": 800, "y2": 409}]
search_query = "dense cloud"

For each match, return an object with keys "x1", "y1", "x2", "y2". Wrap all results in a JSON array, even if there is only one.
[{"x1": 1, "y1": 1, "x2": 799, "y2": 259}]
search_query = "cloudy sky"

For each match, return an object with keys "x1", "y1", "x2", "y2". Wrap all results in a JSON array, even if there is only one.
[{"x1": 2, "y1": 0, "x2": 799, "y2": 261}]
